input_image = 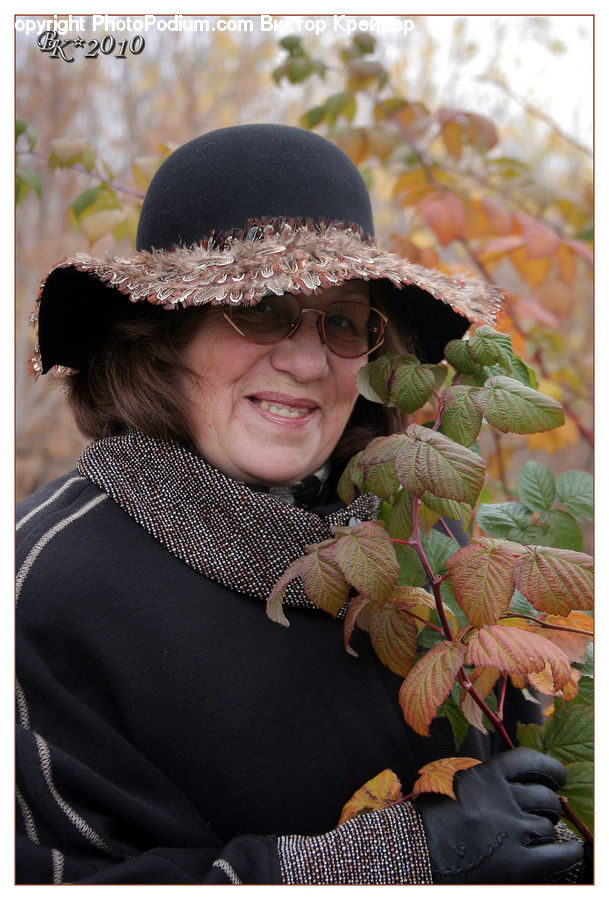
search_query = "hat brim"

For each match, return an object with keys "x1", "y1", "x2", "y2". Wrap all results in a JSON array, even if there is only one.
[{"x1": 31, "y1": 225, "x2": 503, "y2": 374}]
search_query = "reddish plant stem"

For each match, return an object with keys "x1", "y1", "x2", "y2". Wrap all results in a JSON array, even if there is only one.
[
  {"x1": 457, "y1": 669, "x2": 514, "y2": 749},
  {"x1": 498, "y1": 673, "x2": 509, "y2": 719},
  {"x1": 500, "y1": 613, "x2": 593, "y2": 639}
]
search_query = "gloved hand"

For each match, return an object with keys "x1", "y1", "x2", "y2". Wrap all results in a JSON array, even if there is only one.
[{"x1": 414, "y1": 748, "x2": 584, "y2": 884}]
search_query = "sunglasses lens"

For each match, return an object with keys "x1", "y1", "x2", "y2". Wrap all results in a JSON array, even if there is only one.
[
  {"x1": 322, "y1": 302, "x2": 385, "y2": 358},
  {"x1": 228, "y1": 295, "x2": 301, "y2": 343}
]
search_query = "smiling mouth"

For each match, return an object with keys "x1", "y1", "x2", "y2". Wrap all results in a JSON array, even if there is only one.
[{"x1": 249, "y1": 396, "x2": 316, "y2": 419}]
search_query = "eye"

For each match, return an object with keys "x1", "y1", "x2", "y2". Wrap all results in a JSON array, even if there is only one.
[{"x1": 325, "y1": 312, "x2": 357, "y2": 332}]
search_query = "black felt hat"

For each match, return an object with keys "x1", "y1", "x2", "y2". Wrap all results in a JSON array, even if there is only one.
[{"x1": 31, "y1": 124, "x2": 503, "y2": 375}]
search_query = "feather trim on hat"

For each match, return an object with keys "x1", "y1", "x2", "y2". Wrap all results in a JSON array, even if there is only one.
[{"x1": 29, "y1": 221, "x2": 503, "y2": 377}]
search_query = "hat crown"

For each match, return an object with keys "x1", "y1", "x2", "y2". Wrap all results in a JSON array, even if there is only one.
[{"x1": 136, "y1": 124, "x2": 375, "y2": 252}]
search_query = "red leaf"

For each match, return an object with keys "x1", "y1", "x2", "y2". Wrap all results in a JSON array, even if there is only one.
[
  {"x1": 521, "y1": 218, "x2": 560, "y2": 259},
  {"x1": 465, "y1": 625, "x2": 572, "y2": 691},
  {"x1": 419, "y1": 192, "x2": 468, "y2": 246},
  {"x1": 399, "y1": 640, "x2": 465, "y2": 736},
  {"x1": 513, "y1": 546, "x2": 593, "y2": 616},
  {"x1": 446, "y1": 537, "x2": 523, "y2": 626}
]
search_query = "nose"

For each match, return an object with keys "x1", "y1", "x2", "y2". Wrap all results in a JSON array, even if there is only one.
[{"x1": 269, "y1": 309, "x2": 329, "y2": 381}]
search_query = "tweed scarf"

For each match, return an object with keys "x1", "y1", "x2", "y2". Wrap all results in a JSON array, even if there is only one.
[{"x1": 77, "y1": 430, "x2": 379, "y2": 611}]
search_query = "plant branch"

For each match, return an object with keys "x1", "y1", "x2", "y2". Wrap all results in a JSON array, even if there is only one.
[
  {"x1": 26, "y1": 149, "x2": 146, "y2": 201},
  {"x1": 500, "y1": 613, "x2": 593, "y2": 639},
  {"x1": 457, "y1": 668, "x2": 514, "y2": 749},
  {"x1": 558, "y1": 797, "x2": 593, "y2": 844}
]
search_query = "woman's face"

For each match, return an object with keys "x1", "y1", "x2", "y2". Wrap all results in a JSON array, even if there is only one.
[{"x1": 180, "y1": 282, "x2": 369, "y2": 485}]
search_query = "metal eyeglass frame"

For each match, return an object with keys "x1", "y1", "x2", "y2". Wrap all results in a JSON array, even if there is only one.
[{"x1": 222, "y1": 298, "x2": 388, "y2": 359}]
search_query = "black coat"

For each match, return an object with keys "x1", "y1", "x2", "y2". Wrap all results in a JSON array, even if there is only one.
[{"x1": 16, "y1": 470, "x2": 538, "y2": 884}]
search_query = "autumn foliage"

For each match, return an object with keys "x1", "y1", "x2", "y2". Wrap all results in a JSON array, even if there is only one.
[{"x1": 267, "y1": 327, "x2": 593, "y2": 840}]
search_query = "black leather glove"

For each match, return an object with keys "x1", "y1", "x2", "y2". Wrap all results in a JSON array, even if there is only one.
[{"x1": 414, "y1": 748, "x2": 584, "y2": 884}]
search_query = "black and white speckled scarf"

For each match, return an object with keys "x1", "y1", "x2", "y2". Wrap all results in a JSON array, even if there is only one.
[{"x1": 78, "y1": 430, "x2": 379, "y2": 611}]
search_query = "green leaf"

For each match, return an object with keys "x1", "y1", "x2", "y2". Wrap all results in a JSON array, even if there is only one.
[
  {"x1": 574, "y1": 675, "x2": 593, "y2": 706},
  {"x1": 388, "y1": 356, "x2": 436, "y2": 414},
  {"x1": 287, "y1": 58, "x2": 313, "y2": 83},
  {"x1": 508, "y1": 587, "x2": 538, "y2": 618},
  {"x1": 69, "y1": 185, "x2": 103, "y2": 219},
  {"x1": 420, "y1": 493, "x2": 471, "y2": 528},
  {"x1": 360, "y1": 355, "x2": 393, "y2": 404},
  {"x1": 396, "y1": 544, "x2": 426, "y2": 588},
  {"x1": 477, "y1": 376, "x2": 565, "y2": 434},
  {"x1": 337, "y1": 450, "x2": 366, "y2": 505},
  {"x1": 16, "y1": 166, "x2": 42, "y2": 198},
  {"x1": 386, "y1": 490, "x2": 413, "y2": 541},
  {"x1": 513, "y1": 545, "x2": 593, "y2": 616},
  {"x1": 394, "y1": 424, "x2": 485, "y2": 506},
  {"x1": 563, "y1": 760, "x2": 593, "y2": 836},
  {"x1": 444, "y1": 339, "x2": 481, "y2": 375},
  {"x1": 517, "y1": 461, "x2": 556, "y2": 511},
  {"x1": 475, "y1": 501, "x2": 533, "y2": 541},
  {"x1": 325, "y1": 91, "x2": 354, "y2": 124},
  {"x1": 399, "y1": 640, "x2": 466, "y2": 736},
  {"x1": 357, "y1": 434, "x2": 404, "y2": 501},
  {"x1": 280, "y1": 35, "x2": 304, "y2": 54},
  {"x1": 437, "y1": 696, "x2": 471, "y2": 750},
  {"x1": 440, "y1": 385, "x2": 483, "y2": 446},
  {"x1": 468, "y1": 326, "x2": 513, "y2": 369},
  {"x1": 510, "y1": 355, "x2": 538, "y2": 388},
  {"x1": 541, "y1": 699, "x2": 593, "y2": 765},
  {"x1": 537, "y1": 508, "x2": 583, "y2": 551},
  {"x1": 516, "y1": 721, "x2": 545, "y2": 754},
  {"x1": 332, "y1": 521, "x2": 400, "y2": 604},
  {"x1": 300, "y1": 104, "x2": 327, "y2": 129},
  {"x1": 556, "y1": 470, "x2": 593, "y2": 521},
  {"x1": 16, "y1": 118, "x2": 27, "y2": 139},
  {"x1": 421, "y1": 529, "x2": 458, "y2": 575}
]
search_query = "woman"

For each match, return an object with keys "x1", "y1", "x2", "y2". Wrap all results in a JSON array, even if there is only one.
[{"x1": 17, "y1": 125, "x2": 585, "y2": 884}]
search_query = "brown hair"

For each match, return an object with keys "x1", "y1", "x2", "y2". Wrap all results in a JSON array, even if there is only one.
[{"x1": 64, "y1": 282, "x2": 413, "y2": 463}]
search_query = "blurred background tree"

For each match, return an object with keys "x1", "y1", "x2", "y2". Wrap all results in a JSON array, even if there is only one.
[{"x1": 16, "y1": 15, "x2": 592, "y2": 545}]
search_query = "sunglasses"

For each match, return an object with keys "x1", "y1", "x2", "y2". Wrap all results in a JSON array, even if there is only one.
[{"x1": 223, "y1": 295, "x2": 387, "y2": 359}]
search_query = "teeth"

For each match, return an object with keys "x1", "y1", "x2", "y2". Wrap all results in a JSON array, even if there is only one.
[{"x1": 260, "y1": 400, "x2": 309, "y2": 418}]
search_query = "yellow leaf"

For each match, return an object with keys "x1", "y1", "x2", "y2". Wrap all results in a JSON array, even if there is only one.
[
  {"x1": 81, "y1": 209, "x2": 127, "y2": 247},
  {"x1": 408, "y1": 228, "x2": 437, "y2": 250},
  {"x1": 338, "y1": 769, "x2": 403, "y2": 824},
  {"x1": 132, "y1": 156, "x2": 164, "y2": 192},
  {"x1": 334, "y1": 130, "x2": 369, "y2": 166},
  {"x1": 392, "y1": 168, "x2": 429, "y2": 199},
  {"x1": 556, "y1": 243, "x2": 578, "y2": 286},
  {"x1": 510, "y1": 247, "x2": 552, "y2": 287},
  {"x1": 412, "y1": 757, "x2": 481, "y2": 800},
  {"x1": 366, "y1": 128, "x2": 398, "y2": 163},
  {"x1": 526, "y1": 417, "x2": 579, "y2": 453},
  {"x1": 441, "y1": 120, "x2": 463, "y2": 160}
]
